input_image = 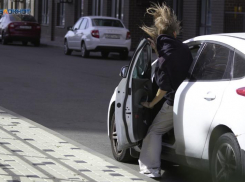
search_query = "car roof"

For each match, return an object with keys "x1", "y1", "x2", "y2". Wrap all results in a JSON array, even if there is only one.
[
  {"x1": 82, "y1": 16, "x2": 122, "y2": 20},
  {"x1": 184, "y1": 33, "x2": 245, "y2": 54}
]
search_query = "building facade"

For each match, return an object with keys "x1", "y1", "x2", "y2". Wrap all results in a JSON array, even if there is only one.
[{"x1": 1, "y1": 0, "x2": 244, "y2": 49}]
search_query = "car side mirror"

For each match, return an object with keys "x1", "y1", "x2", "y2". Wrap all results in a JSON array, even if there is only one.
[
  {"x1": 67, "y1": 26, "x2": 73, "y2": 31},
  {"x1": 119, "y1": 66, "x2": 129, "y2": 78}
]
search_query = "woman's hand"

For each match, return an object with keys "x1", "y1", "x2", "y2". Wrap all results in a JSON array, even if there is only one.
[
  {"x1": 148, "y1": 38, "x2": 156, "y2": 50},
  {"x1": 141, "y1": 102, "x2": 154, "y2": 108}
]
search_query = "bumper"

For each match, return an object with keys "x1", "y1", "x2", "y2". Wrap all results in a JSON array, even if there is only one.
[
  {"x1": 93, "y1": 46, "x2": 128, "y2": 53},
  {"x1": 86, "y1": 38, "x2": 131, "y2": 52},
  {"x1": 5, "y1": 34, "x2": 40, "y2": 42}
]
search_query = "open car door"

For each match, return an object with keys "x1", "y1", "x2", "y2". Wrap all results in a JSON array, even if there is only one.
[{"x1": 115, "y1": 39, "x2": 153, "y2": 150}]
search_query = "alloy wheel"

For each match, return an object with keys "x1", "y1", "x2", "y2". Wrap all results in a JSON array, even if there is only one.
[
  {"x1": 112, "y1": 119, "x2": 123, "y2": 156},
  {"x1": 215, "y1": 143, "x2": 237, "y2": 182}
]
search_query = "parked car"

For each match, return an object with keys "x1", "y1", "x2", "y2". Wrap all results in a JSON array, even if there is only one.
[
  {"x1": 0, "y1": 14, "x2": 41, "y2": 46},
  {"x1": 107, "y1": 33, "x2": 245, "y2": 182},
  {"x1": 64, "y1": 16, "x2": 131, "y2": 59}
]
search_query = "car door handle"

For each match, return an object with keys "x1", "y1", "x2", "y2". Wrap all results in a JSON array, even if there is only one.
[{"x1": 204, "y1": 92, "x2": 216, "y2": 101}]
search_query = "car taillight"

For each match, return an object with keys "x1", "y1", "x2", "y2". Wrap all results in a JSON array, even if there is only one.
[
  {"x1": 91, "y1": 30, "x2": 99, "y2": 38},
  {"x1": 9, "y1": 23, "x2": 15, "y2": 29},
  {"x1": 126, "y1": 32, "x2": 131, "y2": 40},
  {"x1": 36, "y1": 25, "x2": 41, "y2": 29},
  {"x1": 236, "y1": 87, "x2": 245, "y2": 96}
]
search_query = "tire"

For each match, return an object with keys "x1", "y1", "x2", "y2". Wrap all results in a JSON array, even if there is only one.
[
  {"x1": 33, "y1": 39, "x2": 40, "y2": 47},
  {"x1": 64, "y1": 40, "x2": 72, "y2": 55},
  {"x1": 101, "y1": 51, "x2": 109, "y2": 58},
  {"x1": 211, "y1": 133, "x2": 244, "y2": 182},
  {"x1": 120, "y1": 50, "x2": 129, "y2": 60},
  {"x1": 110, "y1": 113, "x2": 133, "y2": 162},
  {"x1": 81, "y1": 42, "x2": 89, "y2": 58},
  {"x1": 2, "y1": 33, "x2": 8, "y2": 45},
  {"x1": 22, "y1": 41, "x2": 28, "y2": 46}
]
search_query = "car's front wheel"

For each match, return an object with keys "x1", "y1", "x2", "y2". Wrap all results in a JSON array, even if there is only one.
[
  {"x1": 64, "y1": 40, "x2": 72, "y2": 55},
  {"x1": 211, "y1": 133, "x2": 244, "y2": 182},
  {"x1": 110, "y1": 113, "x2": 132, "y2": 162},
  {"x1": 81, "y1": 42, "x2": 89, "y2": 58}
]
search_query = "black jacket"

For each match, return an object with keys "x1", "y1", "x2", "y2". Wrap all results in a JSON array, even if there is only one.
[{"x1": 154, "y1": 34, "x2": 193, "y2": 106}]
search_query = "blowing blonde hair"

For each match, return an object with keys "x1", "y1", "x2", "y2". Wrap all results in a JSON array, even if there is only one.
[{"x1": 141, "y1": 3, "x2": 181, "y2": 41}]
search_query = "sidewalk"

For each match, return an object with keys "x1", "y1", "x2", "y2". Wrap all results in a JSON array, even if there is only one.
[{"x1": 0, "y1": 106, "x2": 156, "y2": 182}]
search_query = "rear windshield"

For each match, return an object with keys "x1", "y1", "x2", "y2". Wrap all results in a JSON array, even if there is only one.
[
  {"x1": 92, "y1": 19, "x2": 124, "y2": 28},
  {"x1": 9, "y1": 15, "x2": 36, "y2": 22}
]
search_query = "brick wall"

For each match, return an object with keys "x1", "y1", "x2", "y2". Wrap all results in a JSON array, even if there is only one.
[{"x1": 182, "y1": 0, "x2": 201, "y2": 40}]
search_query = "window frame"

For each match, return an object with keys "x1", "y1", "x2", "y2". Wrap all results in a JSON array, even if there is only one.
[
  {"x1": 231, "y1": 49, "x2": 245, "y2": 80},
  {"x1": 189, "y1": 41, "x2": 234, "y2": 82},
  {"x1": 79, "y1": 18, "x2": 88, "y2": 30}
]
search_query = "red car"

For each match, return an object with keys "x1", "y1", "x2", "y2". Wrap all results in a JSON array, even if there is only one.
[{"x1": 0, "y1": 14, "x2": 41, "y2": 46}]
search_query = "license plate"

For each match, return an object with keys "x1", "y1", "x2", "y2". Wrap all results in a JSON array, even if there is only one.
[
  {"x1": 105, "y1": 34, "x2": 120, "y2": 39},
  {"x1": 20, "y1": 26, "x2": 32, "y2": 29}
]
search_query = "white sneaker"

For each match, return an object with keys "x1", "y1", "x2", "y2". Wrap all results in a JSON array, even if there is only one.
[{"x1": 139, "y1": 169, "x2": 161, "y2": 178}]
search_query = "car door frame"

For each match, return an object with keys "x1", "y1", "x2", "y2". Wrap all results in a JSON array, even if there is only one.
[
  {"x1": 74, "y1": 18, "x2": 88, "y2": 49},
  {"x1": 115, "y1": 39, "x2": 152, "y2": 150}
]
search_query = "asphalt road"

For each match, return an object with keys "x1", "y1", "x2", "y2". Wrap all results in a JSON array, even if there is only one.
[{"x1": 0, "y1": 42, "x2": 212, "y2": 182}]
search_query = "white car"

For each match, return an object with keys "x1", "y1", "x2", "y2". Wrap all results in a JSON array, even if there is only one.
[
  {"x1": 107, "y1": 33, "x2": 245, "y2": 182},
  {"x1": 64, "y1": 16, "x2": 131, "y2": 59}
]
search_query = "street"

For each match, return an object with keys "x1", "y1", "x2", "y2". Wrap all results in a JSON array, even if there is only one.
[{"x1": 0, "y1": 43, "x2": 212, "y2": 182}]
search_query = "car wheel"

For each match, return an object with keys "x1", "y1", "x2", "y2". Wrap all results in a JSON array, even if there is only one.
[
  {"x1": 64, "y1": 40, "x2": 72, "y2": 55},
  {"x1": 110, "y1": 113, "x2": 133, "y2": 162},
  {"x1": 22, "y1": 41, "x2": 28, "y2": 46},
  {"x1": 2, "y1": 33, "x2": 8, "y2": 45},
  {"x1": 33, "y1": 39, "x2": 40, "y2": 47},
  {"x1": 81, "y1": 42, "x2": 89, "y2": 58},
  {"x1": 101, "y1": 51, "x2": 109, "y2": 58},
  {"x1": 120, "y1": 50, "x2": 129, "y2": 60},
  {"x1": 211, "y1": 133, "x2": 244, "y2": 182}
]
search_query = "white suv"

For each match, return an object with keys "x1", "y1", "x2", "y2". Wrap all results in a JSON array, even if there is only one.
[
  {"x1": 64, "y1": 16, "x2": 131, "y2": 59},
  {"x1": 107, "y1": 33, "x2": 245, "y2": 182}
]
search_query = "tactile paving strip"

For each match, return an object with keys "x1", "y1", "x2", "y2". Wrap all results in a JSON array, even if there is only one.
[{"x1": 0, "y1": 110, "x2": 148, "y2": 182}]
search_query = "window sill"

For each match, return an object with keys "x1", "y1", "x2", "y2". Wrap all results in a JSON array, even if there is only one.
[{"x1": 56, "y1": 26, "x2": 65, "y2": 29}]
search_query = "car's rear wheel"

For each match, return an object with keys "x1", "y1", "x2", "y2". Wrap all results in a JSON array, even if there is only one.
[
  {"x1": 81, "y1": 42, "x2": 89, "y2": 58},
  {"x1": 211, "y1": 133, "x2": 244, "y2": 182},
  {"x1": 101, "y1": 51, "x2": 109, "y2": 58},
  {"x1": 22, "y1": 41, "x2": 28, "y2": 46},
  {"x1": 2, "y1": 33, "x2": 8, "y2": 45},
  {"x1": 64, "y1": 40, "x2": 72, "y2": 55},
  {"x1": 110, "y1": 113, "x2": 132, "y2": 162},
  {"x1": 120, "y1": 50, "x2": 129, "y2": 60}
]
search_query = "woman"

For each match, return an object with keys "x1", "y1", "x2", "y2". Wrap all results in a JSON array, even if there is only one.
[{"x1": 139, "y1": 3, "x2": 193, "y2": 178}]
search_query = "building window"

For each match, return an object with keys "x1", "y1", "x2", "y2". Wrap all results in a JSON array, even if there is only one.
[
  {"x1": 200, "y1": 0, "x2": 212, "y2": 35},
  {"x1": 42, "y1": 0, "x2": 49, "y2": 24},
  {"x1": 111, "y1": 0, "x2": 124, "y2": 20},
  {"x1": 57, "y1": 3, "x2": 65, "y2": 26},
  {"x1": 92, "y1": 0, "x2": 103, "y2": 16},
  {"x1": 81, "y1": 0, "x2": 84, "y2": 16},
  {"x1": 3, "y1": 0, "x2": 8, "y2": 9},
  {"x1": 26, "y1": 0, "x2": 34, "y2": 15}
]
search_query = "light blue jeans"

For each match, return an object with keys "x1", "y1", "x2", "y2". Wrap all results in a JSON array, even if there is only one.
[{"x1": 139, "y1": 101, "x2": 173, "y2": 173}]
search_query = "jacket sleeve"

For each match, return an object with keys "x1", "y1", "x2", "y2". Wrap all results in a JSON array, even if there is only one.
[{"x1": 154, "y1": 57, "x2": 172, "y2": 91}]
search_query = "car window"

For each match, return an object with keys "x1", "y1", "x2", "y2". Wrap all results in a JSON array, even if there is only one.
[
  {"x1": 92, "y1": 19, "x2": 124, "y2": 28},
  {"x1": 233, "y1": 50, "x2": 245, "y2": 79},
  {"x1": 191, "y1": 43, "x2": 232, "y2": 81},
  {"x1": 0, "y1": 16, "x2": 6, "y2": 24},
  {"x1": 73, "y1": 18, "x2": 83, "y2": 30},
  {"x1": 10, "y1": 15, "x2": 36, "y2": 22},
  {"x1": 189, "y1": 43, "x2": 203, "y2": 60},
  {"x1": 79, "y1": 18, "x2": 88, "y2": 30},
  {"x1": 132, "y1": 44, "x2": 151, "y2": 79}
]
